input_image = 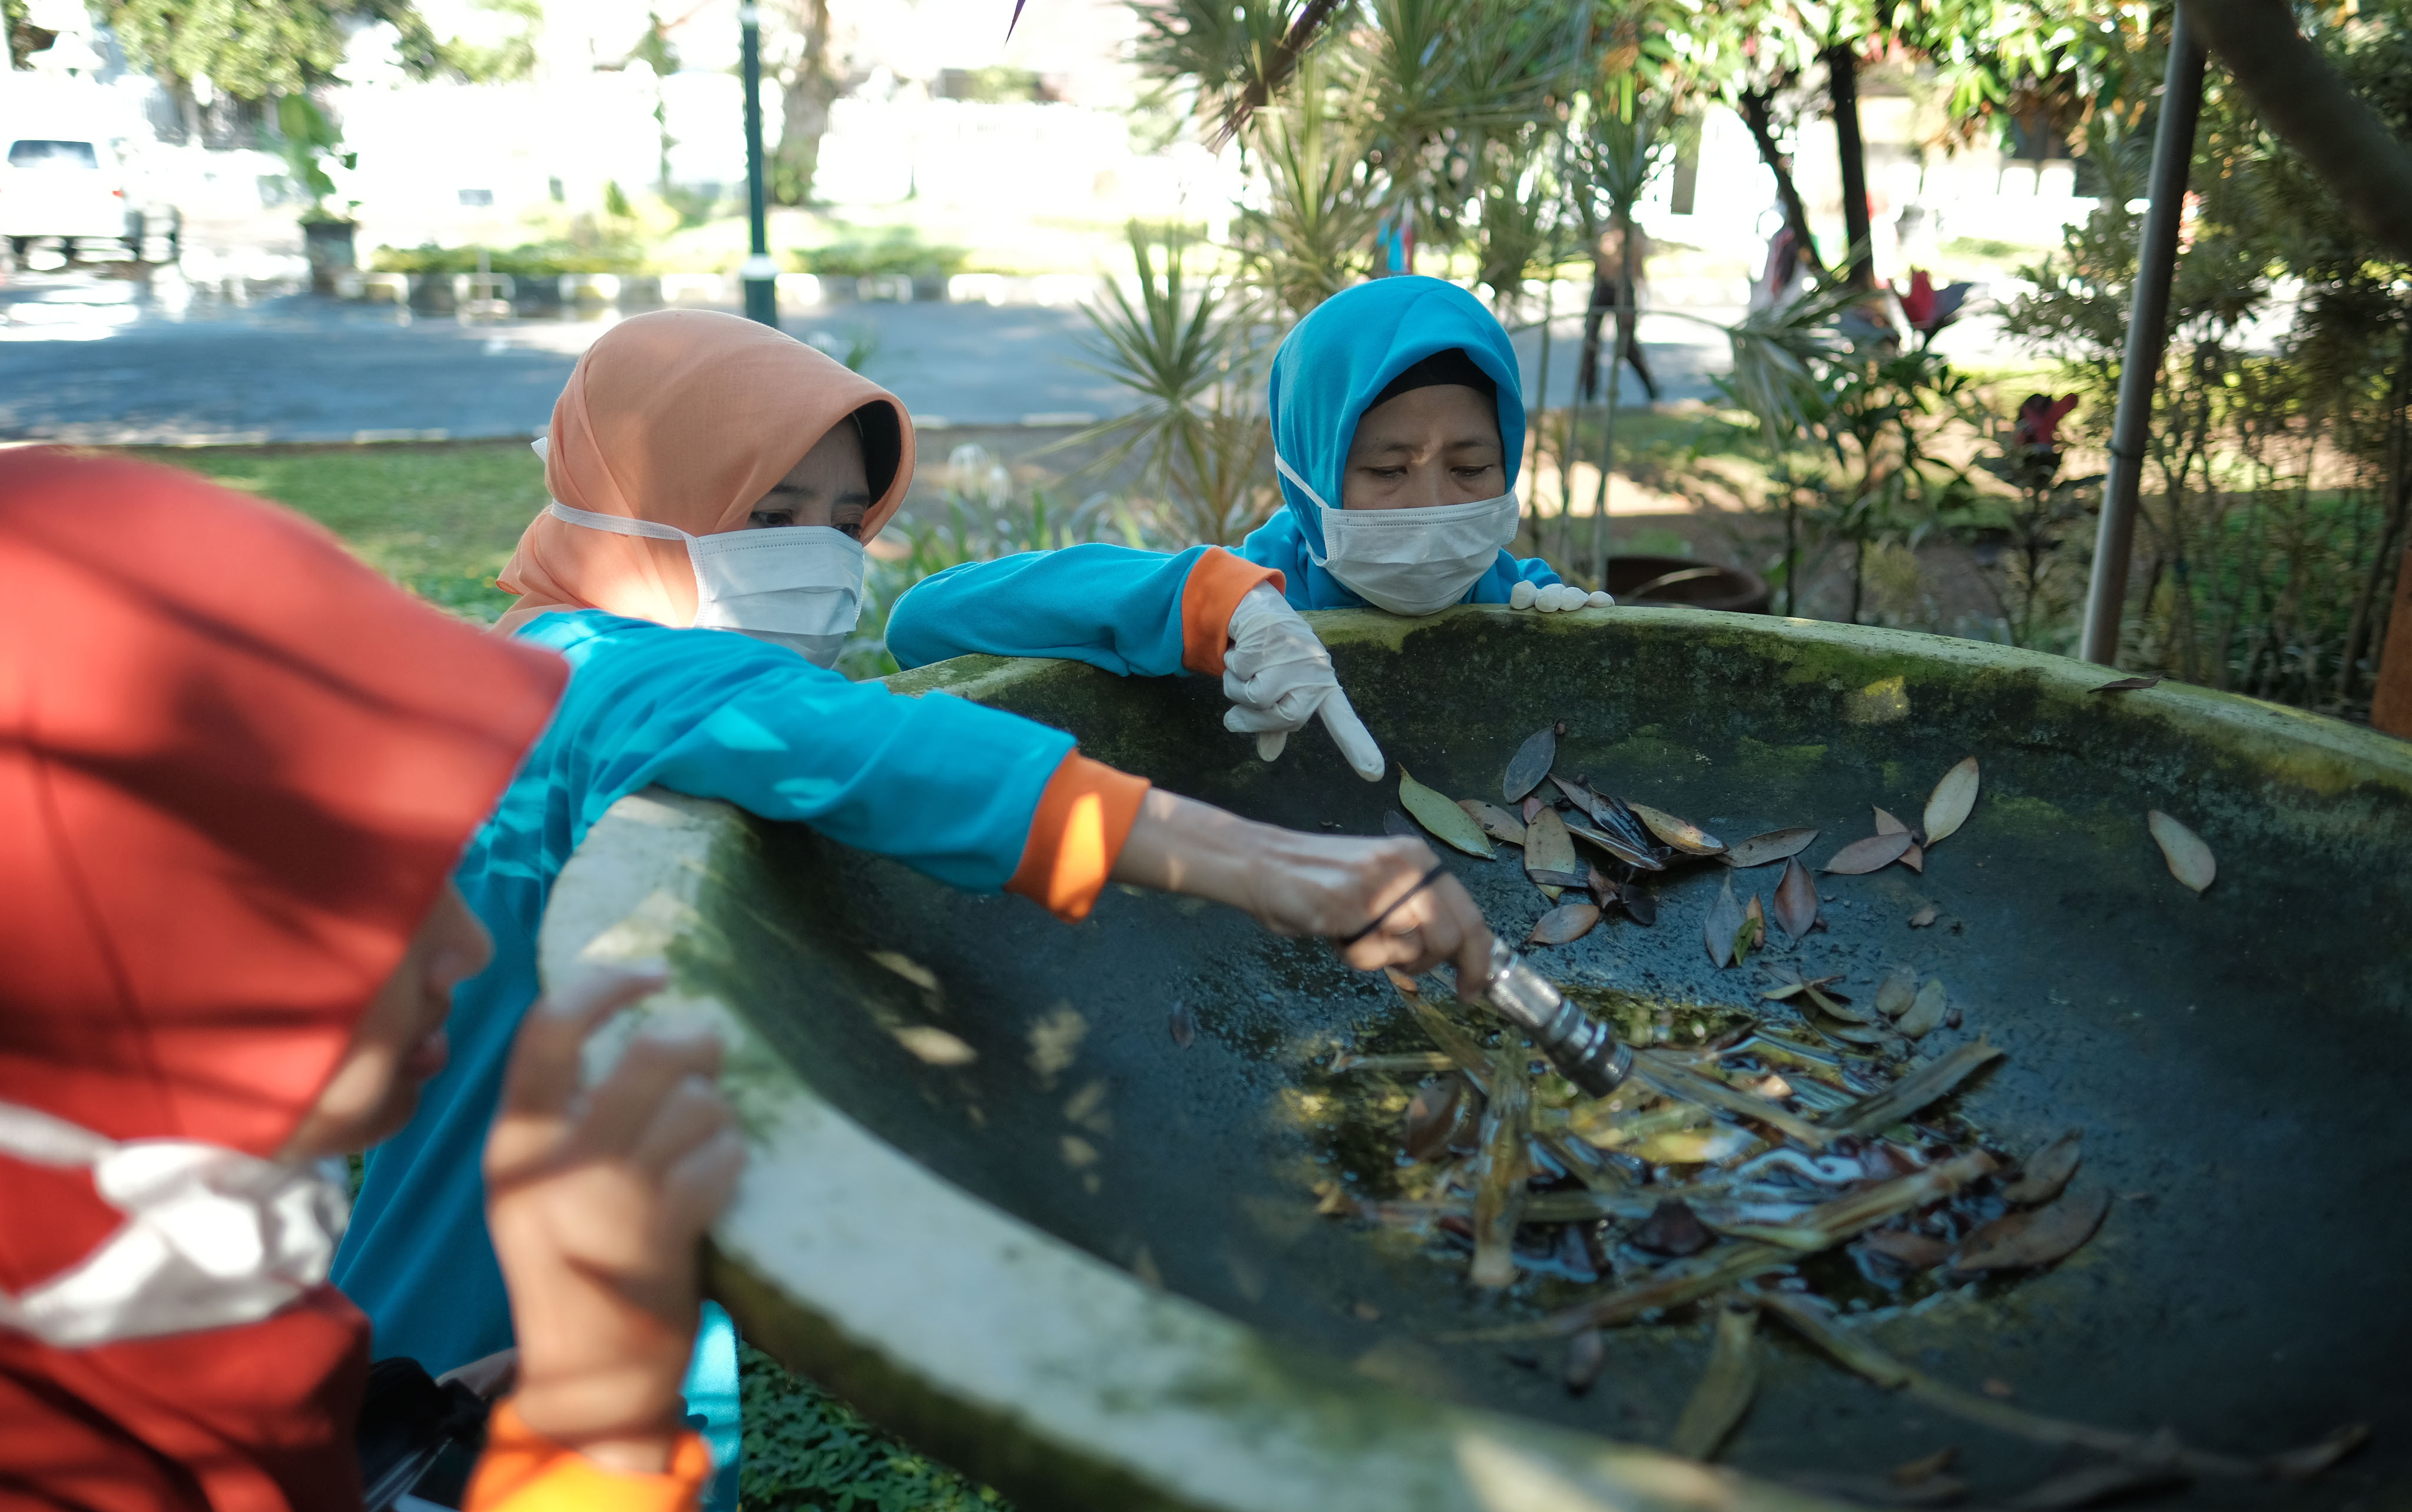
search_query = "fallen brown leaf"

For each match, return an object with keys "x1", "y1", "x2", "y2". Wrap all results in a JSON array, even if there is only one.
[
  {"x1": 1529, "y1": 901, "x2": 1602, "y2": 946},
  {"x1": 1628, "y1": 801, "x2": 1727, "y2": 856},
  {"x1": 1824, "y1": 831, "x2": 1916, "y2": 874},
  {"x1": 1741, "y1": 893, "x2": 1767, "y2": 957},
  {"x1": 2004, "y1": 1129, "x2": 2083, "y2": 1205},
  {"x1": 1875, "y1": 964, "x2": 1919, "y2": 1019},
  {"x1": 1953, "y1": 1188, "x2": 2111, "y2": 1272},
  {"x1": 1873, "y1": 806, "x2": 1910, "y2": 837},
  {"x1": 1705, "y1": 874, "x2": 1745, "y2": 968},
  {"x1": 1722, "y1": 827, "x2": 1820, "y2": 868},
  {"x1": 2092, "y1": 674, "x2": 2162, "y2": 692},
  {"x1": 1897, "y1": 978, "x2": 1947, "y2": 1038},
  {"x1": 1860, "y1": 1229, "x2": 1954, "y2": 1269},
  {"x1": 1459, "y1": 798, "x2": 1526, "y2": 846},
  {"x1": 1899, "y1": 841, "x2": 1924, "y2": 873},
  {"x1": 1523, "y1": 807, "x2": 1578, "y2": 886},
  {"x1": 1503, "y1": 724, "x2": 1556, "y2": 802},
  {"x1": 1772, "y1": 856, "x2": 1821, "y2": 940},
  {"x1": 2148, "y1": 810, "x2": 2216, "y2": 894},
  {"x1": 1619, "y1": 881, "x2": 1658, "y2": 927},
  {"x1": 1520, "y1": 793, "x2": 1545, "y2": 823},
  {"x1": 1924, "y1": 757, "x2": 1980, "y2": 845}
]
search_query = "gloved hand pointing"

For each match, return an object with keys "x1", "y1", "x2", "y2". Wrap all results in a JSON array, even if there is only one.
[{"x1": 1222, "y1": 583, "x2": 1386, "y2": 781}]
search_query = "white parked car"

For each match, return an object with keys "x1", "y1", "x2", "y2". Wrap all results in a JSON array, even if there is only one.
[{"x1": 0, "y1": 137, "x2": 175, "y2": 263}]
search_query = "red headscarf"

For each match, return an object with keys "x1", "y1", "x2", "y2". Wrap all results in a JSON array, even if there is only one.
[{"x1": 0, "y1": 450, "x2": 566, "y2": 1512}]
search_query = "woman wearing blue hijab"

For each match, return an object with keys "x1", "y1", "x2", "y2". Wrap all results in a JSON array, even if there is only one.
[{"x1": 887, "y1": 277, "x2": 1610, "y2": 780}]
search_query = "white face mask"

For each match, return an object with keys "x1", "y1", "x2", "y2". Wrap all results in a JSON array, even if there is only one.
[
  {"x1": 0, "y1": 1100, "x2": 349, "y2": 1348},
  {"x1": 1278, "y1": 453, "x2": 1520, "y2": 616},
  {"x1": 544, "y1": 499, "x2": 866, "y2": 668}
]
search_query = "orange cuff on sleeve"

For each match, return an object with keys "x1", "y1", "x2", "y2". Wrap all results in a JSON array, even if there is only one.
[
  {"x1": 1007, "y1": 750, "x2": 1152, "y2": 923},
  {"x1": 464, "y1": 1402, "x2": 715, "y2": 1512},
  {"x1": 1180, "y1": 547, "x2": 1285, "y2": 677}
]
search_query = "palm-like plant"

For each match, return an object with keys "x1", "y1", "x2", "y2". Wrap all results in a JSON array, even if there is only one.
[
  {"x1": 1068, "y1": 221, "x2": 1277, "y2": 545},
  {"x1": 1230, "y1": 58, "x2": 1386, "y2": 316}
]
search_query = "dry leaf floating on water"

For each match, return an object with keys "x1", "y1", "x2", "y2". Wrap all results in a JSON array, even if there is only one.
[
  {"x1": 2148, "y1": 810, "x2": 2216, "y2": 894},
  {"x1": 1722, "y1": 827, "x2": 1820, "y2": 868},
  {"x1": 1398, "y1": 768, "x2": 1495, "y2": 858},
  {"x1": 1923, "y1": 757, "x2": 1980, "y2": 845},
  {"x1": 1503, "y1": 725, "x2": 1557, "y2": 803},
  {"x1": 1824, "y1": 831, "x2": 1916, "y2": 875},
  {"x1": 1772, "y1": 856, "x2": 1821, "y2": 939},
  {"x1": 1528, "y1": 902, "x2": 1602, "y2": 946},
  {"x1": 1627, "y1": 801, "x2": 1727, "y2": 856}
]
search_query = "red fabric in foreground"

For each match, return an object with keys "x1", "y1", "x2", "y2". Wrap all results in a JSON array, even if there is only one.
[{"x1": 0, "y1": 450, "x2": 565, "y2": 1512}]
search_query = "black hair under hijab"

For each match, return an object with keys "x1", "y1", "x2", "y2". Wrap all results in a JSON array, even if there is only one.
[
  {"x1": 849, "y1": 401, "x2": 904, "y2": 502},
  {"x1": 1368, "y1": 347, "x2": 1500, "y2": 412}
]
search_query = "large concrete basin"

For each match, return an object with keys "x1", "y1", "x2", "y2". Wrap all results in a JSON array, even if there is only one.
[{"x1": 541, "y1": 608, "x2": 2412, "y2": 1510}]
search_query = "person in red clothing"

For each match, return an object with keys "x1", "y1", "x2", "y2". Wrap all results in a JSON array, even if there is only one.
[{"x1": 0, "y1": 449, "x2": 739, "y2": 1512}]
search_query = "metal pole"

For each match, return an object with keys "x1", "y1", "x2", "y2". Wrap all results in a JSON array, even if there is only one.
[
  {"x1": 2079, "y1": 6, "x2": 2205, "y2": 665},
  {"x1": 739, "y1": 2, "x2": 778, "y2": 327}
]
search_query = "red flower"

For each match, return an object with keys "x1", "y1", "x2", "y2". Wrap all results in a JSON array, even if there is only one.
[
  {"x1": 2015, "y1": 393, "x2": 2079, "y2": 449},
  {"x1": 1900, "y1": 268, "x2": 1937, "y2": 329},
  {"x1": 1895, "y1": 268, "x2": 1974, "y2": 336}
]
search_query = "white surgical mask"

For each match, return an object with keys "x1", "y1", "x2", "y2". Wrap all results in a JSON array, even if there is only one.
[
  {"x1": 544, "y1": 499, "x2": 865, "y2": 667},
  {"x1": 0, "y1": 1100, "x2": 349, "y2": 1348},
  {"x1": 1278, "y1": 453, "x2": 1520, "y2": 616}
]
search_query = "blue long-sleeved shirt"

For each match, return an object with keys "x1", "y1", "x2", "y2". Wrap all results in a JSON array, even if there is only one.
[
  {"x1": 886, "y1": 277, "x2": 1563, "y2": 674},
  {"x1": 333, "y1": 609, "x2": 1081, "y2": 1372}
]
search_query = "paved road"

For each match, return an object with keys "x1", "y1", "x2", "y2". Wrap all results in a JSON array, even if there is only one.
[{"x1": 0, "y1": 269, "x2": 1761, "y2": 444}]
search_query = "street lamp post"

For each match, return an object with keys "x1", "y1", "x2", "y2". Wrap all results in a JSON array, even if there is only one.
[{"x1": 739, "y1": 2, "x2": 777, "y2": 327}]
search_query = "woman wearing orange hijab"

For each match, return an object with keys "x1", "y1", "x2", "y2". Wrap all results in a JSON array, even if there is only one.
[
  {"x1": 334, "y1": 309, "x2": 1502, "y2": 1382},
  {"x1": 0, "y1": 449, "x2": 743, "y2": 1511}
]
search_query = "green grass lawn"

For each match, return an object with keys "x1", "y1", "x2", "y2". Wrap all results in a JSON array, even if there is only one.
[{"x1": 130, "y1": 439, "x2": 545, "y2": 624}]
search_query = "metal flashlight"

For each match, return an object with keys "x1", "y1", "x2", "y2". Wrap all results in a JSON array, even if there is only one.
[{"x1": 1469, "y1": 937, "x2": 1632, "y2": 1096}]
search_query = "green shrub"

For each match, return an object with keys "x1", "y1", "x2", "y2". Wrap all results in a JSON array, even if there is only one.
[
  {"x1": 793, "y1": 230, "x2": 968, "y2": 280},
  {"x1": 370, "y1": 240, "x2": 646, "y2": 277}
]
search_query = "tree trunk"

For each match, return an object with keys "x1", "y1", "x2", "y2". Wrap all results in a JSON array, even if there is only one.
[
  {"x1": 775, "y1": 0, "x2": 840, "y2": 206},
  {"x1": 1824, "y1": 43, "x2": 1873, "y2": 289},
  {"x1": 1735, "y1": 84, "x2": 1825, "y2": 278},
  {"x1": 2181, "y1": 0, "x2": 2412, "y2": 263}
]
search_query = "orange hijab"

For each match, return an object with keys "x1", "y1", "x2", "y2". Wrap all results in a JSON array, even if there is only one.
[
  {"x1": 496, "y1": 309, "x2": 915, "y2": 633},
  {"x1": 0, "y1": 450, "x2": 565, "y2": 1512}
]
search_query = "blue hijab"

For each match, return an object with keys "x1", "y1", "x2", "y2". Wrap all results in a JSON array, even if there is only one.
[{"x1": 1245, "y1": 276, "x2": 1555, "y2": 609}]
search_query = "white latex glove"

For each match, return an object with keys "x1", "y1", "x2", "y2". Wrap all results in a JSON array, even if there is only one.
[
  {"x1": 1221, "y1": 583, "x2": 1386, "y2": 781},
  {"x1": 1509, "y1": 581, "x2": 1615, "y2": 612}
]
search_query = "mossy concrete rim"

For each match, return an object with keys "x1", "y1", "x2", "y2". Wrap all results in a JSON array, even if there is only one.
[
  {"x1": 889, "y1": 605, "x2": 2412, "y2": 808},
  {"x1": 541, "y1": 788, "x2": 1851, "y2": 1512}
]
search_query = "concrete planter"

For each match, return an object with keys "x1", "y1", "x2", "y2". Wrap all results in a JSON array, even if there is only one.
[
  {"x1": 302, "y1": 219, "x2": 357, "y2": 295},
  {"x1": 545, "y1": 608, "x2": 2412, "y2": 1510}
]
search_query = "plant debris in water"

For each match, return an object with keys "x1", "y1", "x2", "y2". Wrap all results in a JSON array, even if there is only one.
[{"x1": 1291, "y1": 725, "x2": 2361, "y2": 1500}]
